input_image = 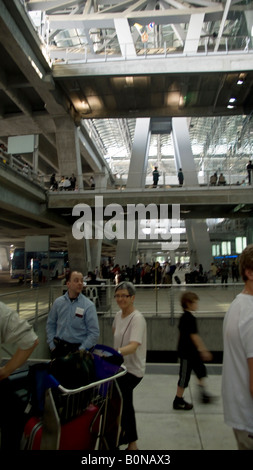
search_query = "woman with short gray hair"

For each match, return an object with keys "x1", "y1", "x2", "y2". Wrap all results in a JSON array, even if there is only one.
[{"x1": 113, "y1": 281, "x2": 147, "y2": 450}]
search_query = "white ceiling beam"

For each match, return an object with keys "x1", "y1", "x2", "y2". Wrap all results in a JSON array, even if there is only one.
[
  {"x1": 214, "y1": 0, "x2": 232, "y2": 52},
  {"x1": 183, "y1": 12, "x2": 205, "y2": 53},
  {"x1": 47, "y1": 5, "x2": 224, "y2": 30},
  {"x1": 114, "y1": 18, "x2": 136, "y2": 58}
]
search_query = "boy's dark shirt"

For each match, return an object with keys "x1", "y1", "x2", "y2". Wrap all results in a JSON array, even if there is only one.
[{"x1": 177, "y1": 310, "x2": 198, "y2": 359}]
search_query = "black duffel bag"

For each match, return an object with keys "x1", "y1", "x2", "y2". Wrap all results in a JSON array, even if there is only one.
[{"x1": 49, "y1": 349, "x2": 96, "y2": 390}]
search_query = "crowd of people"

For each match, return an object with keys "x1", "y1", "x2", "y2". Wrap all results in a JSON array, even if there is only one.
[
  {"x1": 50, "y1": 173, "x2": 77, "y2": 191},
  {"x1": 99, "y1": 261, "x2": 177, "y2": 285},
  {"x1": 49, "y1": 173, "x2": 96, "y2": 191},
  {"x1": 97, "y1": 259, "x2": 240, "y2": 286}
]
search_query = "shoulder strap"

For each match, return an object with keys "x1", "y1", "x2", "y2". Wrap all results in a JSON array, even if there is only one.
[{"x1": 120, "y1": 313, "x2": 136, "y2": 347}]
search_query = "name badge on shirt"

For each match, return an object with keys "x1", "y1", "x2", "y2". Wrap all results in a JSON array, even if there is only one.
[{"x1": 75, "y1": 307, "x2": 84, "y2": 318}]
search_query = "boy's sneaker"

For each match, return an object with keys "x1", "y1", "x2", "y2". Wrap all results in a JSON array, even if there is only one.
[
  {"x1": 199, "y1": 387, "x2": 216, "y2": 404},
  {"x1": 173, "y1": 397, "x2": 193, "y2": 410},
  {"x1": 201, "y1": 391, "x2": 216, "y2": 404}
]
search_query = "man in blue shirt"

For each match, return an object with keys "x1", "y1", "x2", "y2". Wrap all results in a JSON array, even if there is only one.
[{"x1": 46, "y1": 270, "x2": 100, "y2": 358}]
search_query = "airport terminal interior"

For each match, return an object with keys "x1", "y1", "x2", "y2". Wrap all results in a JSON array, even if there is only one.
[{"x1": 0, "y1": 0, "x2": 253, "y2": 452}]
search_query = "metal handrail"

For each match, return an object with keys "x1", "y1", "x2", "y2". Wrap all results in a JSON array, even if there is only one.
[{"x1": 0, "y1": 281, "x2": 243, "y2": 327}]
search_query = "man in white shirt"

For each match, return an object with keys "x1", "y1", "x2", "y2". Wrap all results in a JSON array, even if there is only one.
[
  {"x1": 0, "y1": 301, "x2": 38, "y2": 449},
  {"x1": 222, "y1": 244, "x2": 253, "y2": 449}
]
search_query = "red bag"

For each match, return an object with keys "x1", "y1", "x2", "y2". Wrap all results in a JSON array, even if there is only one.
[{"x1": 22, "y1": 404, "x2": 100, "y2": 450}]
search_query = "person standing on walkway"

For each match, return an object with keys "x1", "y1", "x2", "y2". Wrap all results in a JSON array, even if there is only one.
[
  {"x1": 220, "y1": 262, "x2": 229, "y2": 285},
  {"x1": 152, "y1": 166, "x2": 159, "y2": 188},
  {"x1": 210, "y1": 262, "x2": 218, "y2": 283},
  {"x1": 222, "y1": 244, "x2": 253, "y2": 450},
  {"x1": 46, "y1": 270, "x2": 100, "y2": 358},
  {"x1": 178, "y1": 168, "x2": 184, "y2": 186},
  {"x1": 113, "y1": 282, "x2": 147, "y2": 450},
  {"x1": 173, "y1": 291, "x2": 213, "y2": 410},
  {"x1": 247, "y1": 160, "x2": 253, "y2": 185}
]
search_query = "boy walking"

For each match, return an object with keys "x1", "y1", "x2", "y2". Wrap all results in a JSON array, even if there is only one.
[{"x1": 173, "y1": 291, "x2": 213, "y2": 410}]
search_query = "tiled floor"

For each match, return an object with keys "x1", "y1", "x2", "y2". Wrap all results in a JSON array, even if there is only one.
[{"x1": 132, "y1": 364, "x2": 237, "y2": 451}]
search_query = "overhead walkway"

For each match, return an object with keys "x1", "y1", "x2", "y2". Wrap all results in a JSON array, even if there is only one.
[
  {"x1": 1, "y1": 155, "x2": 252, "y2": 232},
  {"x1": 48, "y1": 184, "x2": 253, "y2": 220}
]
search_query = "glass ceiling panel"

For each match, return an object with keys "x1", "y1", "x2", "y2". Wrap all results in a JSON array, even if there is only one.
[{"x1": 85, "y1": 114, "x2": 253, "y2": 179}]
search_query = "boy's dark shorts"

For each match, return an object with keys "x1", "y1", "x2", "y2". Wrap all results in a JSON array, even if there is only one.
[{"x1": 178, "y1": 356, "x2": 207, "y2": 389}]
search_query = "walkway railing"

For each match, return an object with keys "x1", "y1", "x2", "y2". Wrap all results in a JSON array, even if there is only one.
[
  {"x1": 46, "y1": 168, "x2": 252, "y2": 192},
  {"x1": 49, "y1": 36, "x2": 253, "y2": 64},
  {"x1": 0, "y1": 150, "x2": 45, "y2": 187},
  {"x1": 0, "y1": 282, "x2": 243, "y2": 326}
]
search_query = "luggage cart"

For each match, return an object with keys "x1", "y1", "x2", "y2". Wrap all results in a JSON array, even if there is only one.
[{"x1": 22, "y1": 346, "x2": 126, "y2": 450}]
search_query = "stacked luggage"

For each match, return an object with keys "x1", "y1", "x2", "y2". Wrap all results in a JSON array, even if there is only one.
[{"x1": 20, "y1": 345, "x2": 126, "y2": 450}]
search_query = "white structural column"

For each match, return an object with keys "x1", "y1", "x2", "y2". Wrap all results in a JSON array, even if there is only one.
[
  {"x1": 114, "y1": 18, "x2": 136, "y2": 58},
  {"x1": 126, "y1": 118, "x2": 151, "y2": 189},
  {"x1": 172, "y1": 117, "x2": 212, "y2": 272},
  {"x1": 183, "y1": 13, "x2": 205, "y2": 54},
  {"x1": 33, "y1": 134, "x2": 39, "y2": 174},
  {"x1": 185, "y1": 219, "x2": 213, "y2": 273},
  {"x1": 172, "y1": 117, "x2": 198, "y2": 186},
  {"x1": 115, "y1": 118, "x2": 151, "y2": 266},
  {"x1": 214, "y1": 0, "x2": 232, "y2": 52}
]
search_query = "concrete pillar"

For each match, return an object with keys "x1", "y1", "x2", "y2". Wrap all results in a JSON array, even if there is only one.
[
  {"x1": 172, "y1": 117, "x2": 198, "y2": 187},
  {"x1": 145, "y1": 250, "x2": 152, "y2": 264},
  {"x1": 115, "y1": 119, "x2": 151, "y2": 267},
  {"x1": 126, "y1": 118, "x2": 151, "y2": 189},
  {"x1": 95, "y1": 171, "x2": 108, "y2": 190},
  {"x1": 185, "y1": 219, "x2": 213, "y2": 273},
  {"x1": 172, "y1": 118, "x2": 212, "y2": 272},
  {"x1": 55, "y1": 118, "x2": 83, "y2": 190},
  {"x1": 0, "y1": 246, "x2": 9, "y2": 270},
  {"x1": 33, "y1": 135, "x2": 39, "y2": 173},
  {"x1": 246, "y1": 219, "x2": 253, "y2": 245},
  {"x1": 66, "y1": 233, "x2": 90, "y2": 275},
  {"x1": 115, "y1": 238, "x2": 137, "y2": 267},
  {"x1": 90, "y1": 239, "x2": 103, "y2": 272}
]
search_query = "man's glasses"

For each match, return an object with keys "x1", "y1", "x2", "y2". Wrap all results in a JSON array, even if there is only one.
[{"x1": 114, "y1": 294, "x2": 131, "y2": 299}]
